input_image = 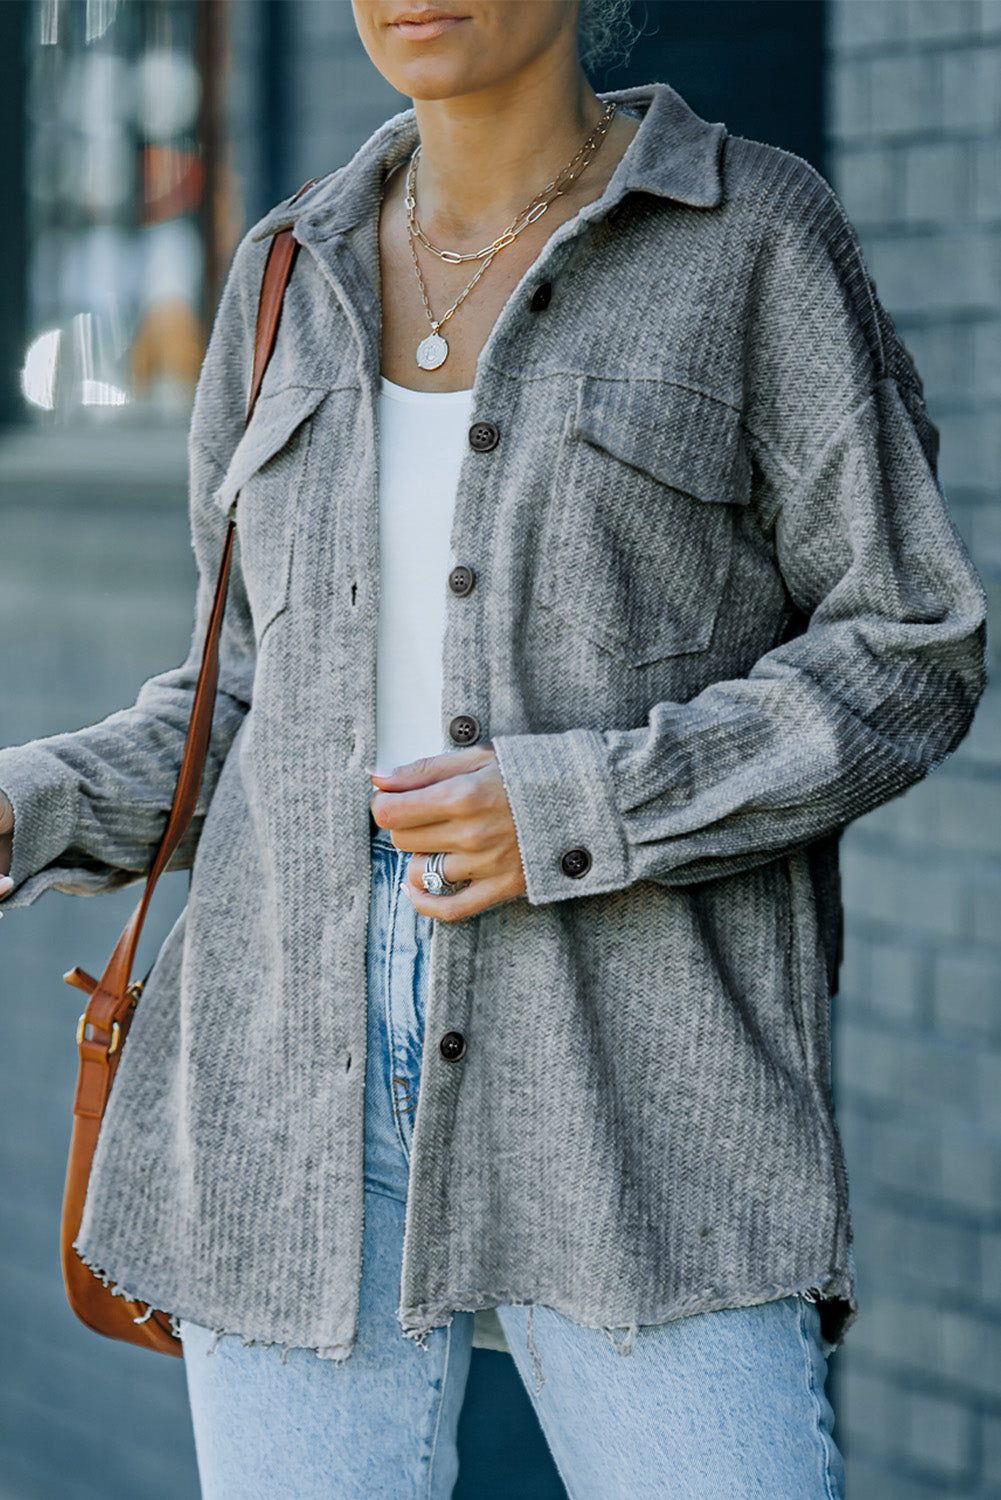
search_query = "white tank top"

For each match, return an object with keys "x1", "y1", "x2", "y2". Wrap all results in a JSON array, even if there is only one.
[{"x1": 376, "y1": 376, "x2": 475, "y2": 772}]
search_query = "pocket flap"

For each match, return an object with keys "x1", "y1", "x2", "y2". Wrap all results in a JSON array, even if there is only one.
[
  {"x1": 214, "y1": 385, "x2": 328, "y2": 514},
  {"x1": 573, "y1": 378, "x2": 751, "y2": 508}
]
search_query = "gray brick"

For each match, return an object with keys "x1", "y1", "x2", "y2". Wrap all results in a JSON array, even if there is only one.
[
  {"x1": 906, "y1": 0, "x2": 982, "y2": 42},
  {"x1": 832, "y1": 57, "x2": 875, "y2": 141},
  {"x1": 868, "y1": 939, "x2": 926, "y2": 1023},
  {"x1": 980, "y1": 1230, "x2": 1001, "y2": 1300},
  {"x1": 836, "y1": 146, "x2": 904, "y2": 224},
  {"x1": 934, "y1": 949, "x2": 1001, "y2": 1040},
  {"x1": 852, "y1": 1200, "x2": 979, "y2": 1293},
  {"x1": 842, "y1": 845, "x2": 966, "y2": 938},
  {"x1": 982, "y1": 1411, "x2": 1001, "y2": 1481},
  {"x1": 852, "y1": 790, "x2": 918, "y2": 842},
  {"x1": 839, "y1": 930, "x2": 871, "y2": 1002},
  {"x1": 899, "y1": 322, "x2": 968, "y2": 405},
  {"x1": 906, "y1": 1390, "x2": 975, "y2": 1480},
  {"x1": 941, "y1": 1306, "x2": 1001, "y2": 1394},
  {"x1": 977, "y1": 1050, "x2": 1001, "y2": 1127},
  {"x1": 854, "y1": 1113, "x2": 941, "y2": 1196},
  {"x1": 972, "y1": 871, "x2": 1001, "y2": 949},
  {"x1": 970, "y1": 320, "x2": 1001, "y2": 401},
  {"x1": 973, "y1": 141, "x2": 1001, "y2": 218},
  {"x1": 941, "y1": 45, "x2": 1001, "y2": 132},
  {"x1": 840, "y1": 1026, "x2": 975, "y2": 1113},
  {"x1": 865, "y1": 229, "x2": 1001, "y2": 317},
  {"x1": 843, "y1": 1453, "x2": 949, "y2": 1500},
  {"x1": 837, "y1": 1101, "x2": 870, "y2": 1165},
  {"x1": 828, "y1": 8, "x2": 1001, "y2": 1494},
  {"x1": 924, "y1": 776, "x2": 1001, "y2": 858},
  {"x1": 938, "y1": 1124, "x2": 1000, "y2": 1213},
  {"x1": 849, "y1": 1292, "x2": 946, "y2": 1370},
  {"x1": 952, "y1": 686, "x2": 1001, "y2": 769},
  {"x1": 902, "y1": 141, "x2": 970, "y2": 223},
  {"x1": 940, "y1": 405, "x2": 1001, "y2": 491},
  {"x1": 839, "y1": 1365, "x2": 905, "y2": 1452},
  {"x1": 832, "y1": 0, "x2": 907, "y2": 52},
  {"x1": 870, "y1": 53, "x2": 939, "y2": 137}
]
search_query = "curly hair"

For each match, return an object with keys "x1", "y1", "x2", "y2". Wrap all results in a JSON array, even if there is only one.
[{"x1": 577, "y1": 0, "x2": 639, "y2": 73}]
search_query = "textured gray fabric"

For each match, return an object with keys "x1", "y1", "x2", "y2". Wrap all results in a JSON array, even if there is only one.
[{"x1": 0, "y1": 85, "x2": 986, "y2": 1360}]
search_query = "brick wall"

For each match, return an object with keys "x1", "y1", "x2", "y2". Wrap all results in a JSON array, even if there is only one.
[{"x1": 828, "y1": 3, "x2": 1001, "y2": 1495}]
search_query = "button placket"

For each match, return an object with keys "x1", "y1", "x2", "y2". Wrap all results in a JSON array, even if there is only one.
[
  {"x1": 448, "y1": 714, "x2": 481, "y2": 746},
  {"x1": 468, "y1": 421, "x2": 500, "y2": 453},
  {"x1": 448, "y1": 565, "x2": 476, "y2": 597},
  {"x1": 438, "y1": 1031, "x2": 467, "y2": 1062}
]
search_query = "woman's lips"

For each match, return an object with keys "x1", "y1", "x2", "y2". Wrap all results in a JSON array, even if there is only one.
[{"x1": 391, "y1": 13, "x2": 468, "y2": 41}]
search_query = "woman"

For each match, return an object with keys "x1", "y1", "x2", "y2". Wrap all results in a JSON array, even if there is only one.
[{"x1": 0, "y1": 1, "x2": 986, "y2": 1495}]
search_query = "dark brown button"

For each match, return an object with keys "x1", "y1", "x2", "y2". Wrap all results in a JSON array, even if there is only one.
[
  {"x1": 449, "y1": 714, "x2": 481, "y2": 746},
  {"x1": 439, "y1": 1031, "x2": 467, "y2": 1062},
  {"x1": 528, "y1": 281, "x2": 552, "y2": 312},
  {"x1": 468, "y1": 420, "x2": 500, "y2": 453},
  {"x1": 448, "y1": 564, "x2": 476, "y2": 597},
  {"x1": 560, "y1": 847, "x2": 592, "y2": 879}
]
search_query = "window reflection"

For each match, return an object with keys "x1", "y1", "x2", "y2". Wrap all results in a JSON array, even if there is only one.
[{"x1": 23, "y1": 0, "x2": 230, "y2": 420}]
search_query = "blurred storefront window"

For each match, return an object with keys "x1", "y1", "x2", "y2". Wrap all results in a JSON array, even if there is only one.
[{"x1": 22, "y1": 0, "x2": 233, "y2": 421}]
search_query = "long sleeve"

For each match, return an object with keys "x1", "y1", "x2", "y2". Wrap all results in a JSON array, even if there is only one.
[{"x1": 493, "y1": 165, "x2": 987, "y2": 906}]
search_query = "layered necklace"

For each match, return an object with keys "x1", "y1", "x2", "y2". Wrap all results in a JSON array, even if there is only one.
[{"x1": 405, "y1": 101, "x2": 617, "y2": 372}]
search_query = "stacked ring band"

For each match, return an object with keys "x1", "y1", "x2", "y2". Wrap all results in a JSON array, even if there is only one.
[{"x1": 421, "y1": 852, "x2": 470, "y2": 898}]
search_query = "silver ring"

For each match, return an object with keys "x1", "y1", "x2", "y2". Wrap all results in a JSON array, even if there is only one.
[{"x1": 421, "y1": 852, "x2": 469, "y2": 898}]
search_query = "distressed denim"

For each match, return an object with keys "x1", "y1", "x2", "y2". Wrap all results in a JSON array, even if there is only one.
[{"x1": 180, "y1": 830, "x2": 845, "y2": 1499}]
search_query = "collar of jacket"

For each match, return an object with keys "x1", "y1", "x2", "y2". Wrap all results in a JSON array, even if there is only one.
[{"x1": 250, "y1": 82, "x2": 726, "y2": 249}]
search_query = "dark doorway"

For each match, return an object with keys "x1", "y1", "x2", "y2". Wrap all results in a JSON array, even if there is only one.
[{"x1": 594, "y1": 0, "x2": 826, "y2": 173}]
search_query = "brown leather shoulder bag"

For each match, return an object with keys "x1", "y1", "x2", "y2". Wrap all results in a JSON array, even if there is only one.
[{"x1": 61, "y1": 222, "x2": 303, "y2": 1356}]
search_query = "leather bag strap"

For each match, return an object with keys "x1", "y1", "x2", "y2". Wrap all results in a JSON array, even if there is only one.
[{"x1": 68, "y1": 223, "x2": 304, "y2": 1115}]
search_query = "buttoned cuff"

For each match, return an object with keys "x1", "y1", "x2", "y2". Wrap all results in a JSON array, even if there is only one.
[
  {"x1": 492, "y1": 729, "x2": 630, "y2": 905},
  {"x1": 0, "y1": 746, "x2": 85, "y2": 908}
]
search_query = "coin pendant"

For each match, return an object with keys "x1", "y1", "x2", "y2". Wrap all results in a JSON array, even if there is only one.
[{"x1": 416, "y1": 332, "x2": 449, "y2": 371}]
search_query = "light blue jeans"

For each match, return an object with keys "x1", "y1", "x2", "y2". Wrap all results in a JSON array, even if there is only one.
[{"x1": 181, "y1": 828, "x2": 845, "y2": 1498}]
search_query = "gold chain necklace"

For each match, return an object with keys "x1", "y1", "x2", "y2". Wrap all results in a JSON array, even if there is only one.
[{"x1": 405, "y1": 102, "x2": 616, "y2": 372}]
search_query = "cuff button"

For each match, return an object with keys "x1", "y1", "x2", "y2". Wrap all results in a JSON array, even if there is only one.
[{"x1": 560, "y1": 847, "x2": 592, "y2": 879}]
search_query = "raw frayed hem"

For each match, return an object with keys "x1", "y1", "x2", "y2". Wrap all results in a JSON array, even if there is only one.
[
  {"x1": 199, "y1": 1327, "x2": 355, "y2": 1363},
  {"x1": 72, "y1": 1241, "x2": 171, "y2": 1330},
  {"x1": 527, "y1": 1304, "x2": 546, "y2": 1394},
  {"x1": 525, "y1": 1308, "x2": 638, "y2": 1393},
  {"x1": 401, "y1": 1301, "x2": 551, "y2": 1393},
  {"x1": 602, "y1": 1321, "x2": 639, "y2": 1357}
]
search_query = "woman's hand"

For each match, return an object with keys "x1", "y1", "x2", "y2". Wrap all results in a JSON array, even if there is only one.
[
  {"x1": 369, "y1": 747, "x2": 525, "y2": 921},
  {"x1": 0, "y1": 790, "x2": 13, "y2": 899}
]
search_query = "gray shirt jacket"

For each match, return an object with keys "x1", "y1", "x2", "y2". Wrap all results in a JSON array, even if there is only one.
[{"x1": 0, "y1": 85, "x2": 986, "y2": 1359}]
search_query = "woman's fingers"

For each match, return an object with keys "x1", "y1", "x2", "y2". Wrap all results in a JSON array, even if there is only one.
[
  {"x1": 0, "y1": 791, "x2": 13, "y2": 892},
  {"x1": 369, "y1": 748, "x2": 510, "y2": 833},
  {"x1": 408, "y1": 849, "x2": 476, "y2": 890},
  {"x1": 388, "y1": 819, "x2": 483, "y2": 855},
  {"x1": 369, "y1": 746, "x2": 494, "y2": 792},
  {"x1": 371, "y1": 747, "x2": 526, "y2": 918},
  {"x1": 405, "y1": 864, "x2": 524, "y2": 923}
]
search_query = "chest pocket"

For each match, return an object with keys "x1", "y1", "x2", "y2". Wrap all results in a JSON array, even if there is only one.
[
  {"x1": 215, "y1": 385, "x2": 328, "y2": 642},
  {"x1": 538, "y1": 378, "x2": 751, "y2": 666}
]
